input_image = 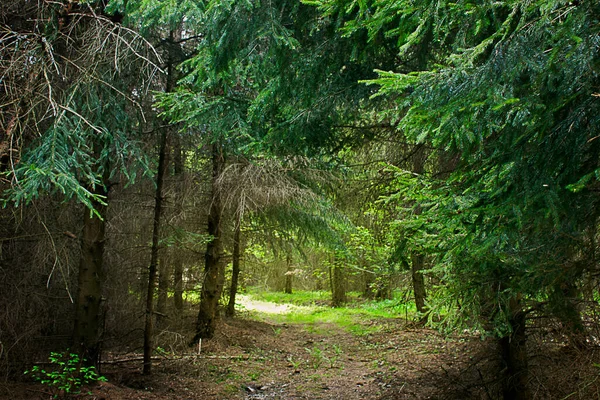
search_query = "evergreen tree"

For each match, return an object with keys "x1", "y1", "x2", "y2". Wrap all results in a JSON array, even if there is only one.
[{"x1": 316, "y1": 0, "x2": 600, "y2": 397}]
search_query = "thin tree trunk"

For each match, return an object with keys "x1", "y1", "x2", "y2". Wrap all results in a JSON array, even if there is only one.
[
  {"x1": 172, "y1": 132, "x2": 185, "y2": 312},
  {"x1": 411, "y1": 145, "x2": 428, "y2": 319},
  {"x1": 331, "y1": 262, "x2": 346, "y2": 307},
  {"x1": 157, "y1": 255, "x2": 169, "y2": 325},
  {"x1": 143, "y1": 129, "x2": 169, "y2": 375},
  {"x1": 284, "y1": 254, "x2": 293, "y2": 294},
  {"x1": 411, "y1": 253, "x2": 427, "y2": 314},
  {"x1": 500, "y1": 295, "x2": 530, "y2": 400},
  {"x1": 143, "y1": 27, "x2": 180, "y2": 374},
  {"x1": 226, "y1": 215, "x2": 241, "y2": 317},
  {"x1": 173, "y1": 257, "x2": 184, "y2": 311},
  {"x1": 73, "y1": 185, "x2": 108, "y2": 367},
  {"x1": 194, "y1": 144, "x2": 225, "y2": 340},
  {"x1": 363, "y1": 270, "x2": 374, "y2": 299}
]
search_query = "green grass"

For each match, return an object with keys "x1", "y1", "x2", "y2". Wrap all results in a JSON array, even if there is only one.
[
  {"x1": 249, "y1": 290, "x2": 333, "y2": 306},
  {"x1": 244, "y1": 289, "x2": 417, "y2": 335}
]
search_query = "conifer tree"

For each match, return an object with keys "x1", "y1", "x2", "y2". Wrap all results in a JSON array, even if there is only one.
[{"x1": 313, "y1": 0, "x2": 600, "y2": 397}]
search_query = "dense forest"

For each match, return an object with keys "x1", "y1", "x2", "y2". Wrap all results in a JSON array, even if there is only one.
[{"x1": 1, "y1": 0, "x2": 600, "y2": 399}]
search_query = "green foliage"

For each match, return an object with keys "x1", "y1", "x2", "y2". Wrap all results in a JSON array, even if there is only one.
[
  {"x1": 305, "y1": 345, "x2": 326, "y2": 369},
  {"x1": 3, "y1": 83, "x2": 149, "y2": 216},
  {"x1": 305, "y1": 344, "x2": 343, "y2": 369},
  {"x1": 24, "y1": 351, "x2": 107, "y2": 398},
  {"x1": 312, "y1": 0, "x2": 600, "y2": 337}
]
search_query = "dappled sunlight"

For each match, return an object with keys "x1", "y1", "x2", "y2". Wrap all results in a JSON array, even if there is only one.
[{"x1": 236, "y1": 294, "x2": 302, "y2": 314}]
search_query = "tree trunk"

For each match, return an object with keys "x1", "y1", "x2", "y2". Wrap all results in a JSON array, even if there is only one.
[
  {"x1": 500, "y1": 295, "x2": 530, "y2": 400},
  {"x1": 331, "y1": 262, "x2": 346, "y2": 307},
  {"x1": 411, "y1": 253, "x2": 427, "y2": 314},
  {"x1": 194, "y1": 144, "x2": 225, "y2": 341},
  {"x1": 143, "y1": 27, "x2": 180, "y2": 373},
  {"x1": 284, "y1": 254, "x2": 293, "y2": 294},
  {"x1": 143, "y1": 129, "x2": 169, "y2": 375},
  {"x1": 157, "y1": 255, "x2": 169, "y2": 325},
  {"x1": 72, "y1": 186, "x2": 108, "y2": 367},
  {"x1": 411, "y1": 145, "x2": 428, "y2": 319},
  {"x1": 363, "y1": 270, "x2": 375, "y2": 299},
  {"x1": 226, "y1": 215, "x2": 241, "y2": 317},
  {"x1": 173, "y1": 257, "x2": 184, "y2": 311},
  {"x1": 550, "y1": 281, "x2": 586, "y2": 348},
  {"x1": 172, "y1": 129, "x2": 185, "y2": 312}
]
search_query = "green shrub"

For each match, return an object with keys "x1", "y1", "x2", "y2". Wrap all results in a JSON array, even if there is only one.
[{"x1": 24, "y1": 351, "x2": 107, "y2": 398}]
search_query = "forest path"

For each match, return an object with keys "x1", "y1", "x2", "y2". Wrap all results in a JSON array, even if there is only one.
[
  {"x1": 236, "y1": 294, "x2": 301, "y2": 315},
  {"x1": 213, "y1": 299, "x2": 479, "y2": 400},
  {"x1": 105, "y1": 302, "x2": 482, "y2": 400},
  {"x1": 1, "y1": 300, "x2": 484, "y2": 400}
]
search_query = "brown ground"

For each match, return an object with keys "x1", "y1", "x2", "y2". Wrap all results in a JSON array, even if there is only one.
[{"x1": 2, "y1": 312, "x2": 600, "y2": 399}]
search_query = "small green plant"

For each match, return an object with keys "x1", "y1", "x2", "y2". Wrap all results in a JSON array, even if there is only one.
[
  {"x1": 287, "y1": 355, "x2": 302, "y2": 370},
  {"x1": 328, "y1": 344, "x2": 343, "y2": 368},
  {"x1": 305, "y1": 345, "x2": 325, "y2": 370},
  {"x1": 247, "y1": 370, "x2": 262, "y2": 381},
  {"x1": 24, "y1": 351, "x2": 107, "y2": 398}
]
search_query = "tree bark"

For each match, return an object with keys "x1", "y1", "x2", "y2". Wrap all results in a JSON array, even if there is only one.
[
  {"x1": 331, "y1": 261, "x2": 346, "y2": 307},
  {"x1": 284, "y1": 254, "x2": 293, "y2": 294},
  {"x1": 194, "y1": 144, "x2": 225, "y2": 340},
  {"x1": 143, "y1": 129, "x2": 169, "y2": 375},
  {"x1": 411, "y1": 253, "x2": 427, "y2": 314},
  {"x1": 173, "y1": 257, "x2": 184, "y2": 311},
  {"x1": 363, "y1": 270, "x2": 375, "y2": 299},
  {"x1": 172, "y1": 131, "x2": 185, "y2": 311},
  {"x1": 500, "y1": 295, "x2": 531, "y2": 400},
  {"x1": 72, "y1": 186, "x2": 108, "y2": 367},
  {"x1": 143, "y1": 27, "x2": 181, "y2": 373},
  {"x1": 550, "y1": 281, "x2": 586, "y2": 348},
  {"x1": 411, "y1": 145, "x2": 428, "y2": 319},
  {"x1": 226, "y1": 215, "x2": 242, "y2": 317},
  {"x1": 157, "y1": 255, "x2": 170, "y2": 325}
]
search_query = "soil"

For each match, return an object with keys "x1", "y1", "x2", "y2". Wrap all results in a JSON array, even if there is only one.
[{"x1": 2, "y1": 306, "x2": 600, "y2": 399}]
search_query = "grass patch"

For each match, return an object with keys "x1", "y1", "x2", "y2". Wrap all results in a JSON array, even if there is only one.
[
  {"x1": 248, "y1": 290, "x2": 331, "y2": 306},
  {"x1": 243, "y1": 289, "x2": 417, "y2": 335}
]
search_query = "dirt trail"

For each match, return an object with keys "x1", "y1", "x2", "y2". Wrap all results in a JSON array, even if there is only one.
[
  {"x1": 235, "y1": 295, "x2": 299, "y2": 314},
  {"x1": 91, "y1": 306, "x2": 486, "y2": 400},
  {"x1": 5, "y1": 300, "x2": 595, "y2": 399},
  {"x1": 1, "y1": 305, "x2": 486, "y2": 400}
]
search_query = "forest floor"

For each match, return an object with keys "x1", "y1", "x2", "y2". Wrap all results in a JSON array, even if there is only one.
[{"x1": 3, "y1": 294, "x2": 600, "y2": 399}]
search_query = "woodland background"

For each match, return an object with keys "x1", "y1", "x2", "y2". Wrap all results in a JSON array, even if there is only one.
[{"x1": 1, "y1": 1, "x2": 600, "y2": 399}]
